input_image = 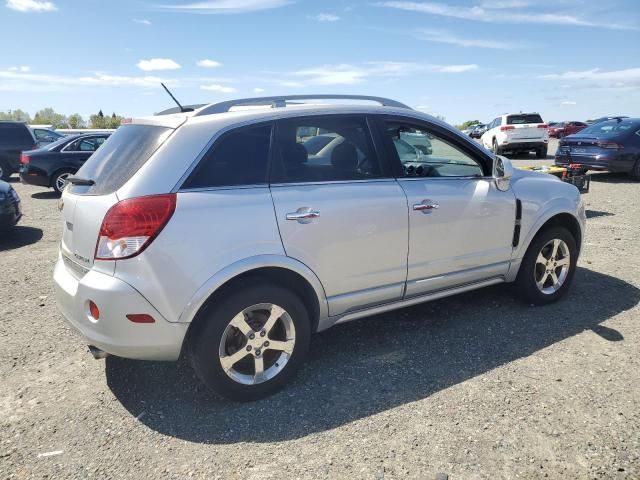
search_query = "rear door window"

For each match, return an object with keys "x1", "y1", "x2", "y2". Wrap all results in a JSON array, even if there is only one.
[
  {"x1": 182, "y1": 123, "x2": 272, "y2": 189},
  {"x1": 70, "y1": 124, "x2": 173, "y2": 195},
  {"x1": 0, "y1": 124, "x2": 33, "y2": 145},
  {"x1": 507, "y1": 114, "x2": 543, "y2": 125}
]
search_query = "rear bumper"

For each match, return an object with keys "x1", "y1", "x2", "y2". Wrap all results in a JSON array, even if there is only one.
[
  {"x1": 501, "y1": 140, "x2": 547, "y2": 150},
  {"x1": 19, "y1": 167, "x2": 50, "y2": 187},
  {"x1": 554, "y1": 153, "x2": 631, "y2": 173},
  {"x1": 53, "y1": 254, "x2": 188, "y2": 361}
]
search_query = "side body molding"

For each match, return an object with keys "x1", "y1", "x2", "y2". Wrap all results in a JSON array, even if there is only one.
[{"x1": 177, "y1": 254, "x2": 330, "y2": 329}]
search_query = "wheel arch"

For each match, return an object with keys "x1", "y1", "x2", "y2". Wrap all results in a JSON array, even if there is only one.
[
  {"x1": 179, "y1": 255, "x2": 329, "y2": 352},
  {"x1": 507, "y1": 210, "x2": 584, "y2": 282},
  {"x1": 49, "y1": 166, "x2": 76, "y2": 188}
]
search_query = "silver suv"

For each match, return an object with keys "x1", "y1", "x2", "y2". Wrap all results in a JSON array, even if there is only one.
[{"x1": 54, "y1": 95, "x2": 586, "y2": 401}]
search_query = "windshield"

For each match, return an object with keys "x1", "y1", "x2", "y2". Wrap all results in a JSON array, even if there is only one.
[
  {"x1": 579, "y1": 120, "x2": 637, "y2": 136},
  {"x1": 507, "y1": 114, "x2": 544, "y2": 125}
]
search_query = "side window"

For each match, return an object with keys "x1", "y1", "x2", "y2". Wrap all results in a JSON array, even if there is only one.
[
  {"x1": 182, "y1": 124, "x2": 271, "y2": 189},
  {"x1": 271, "y1": 116, "x2": 383, "y2": 183},
  {"x1": 384, "y1": 122, "x2": 484, "y2": 178},
  {"x1": 78, "y1": 137, "x2": 105, "y2": 151}
]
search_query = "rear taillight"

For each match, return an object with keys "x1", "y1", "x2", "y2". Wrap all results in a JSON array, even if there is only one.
[
  {"x1": 500, "y1": 126, "x2": 514, "y2": 131},
  {"x1": 95, "y1": 193, "x2": 176, "y2": 260},
  {"x1": 597, "y1": 141, "x2": 624, "y2": 149},
  {"x1": 537, "y1": 124, "x2": 548, "y2": 128},
  {"x1": 20, "y1": 154, "x2": 30, "y2": 165}
]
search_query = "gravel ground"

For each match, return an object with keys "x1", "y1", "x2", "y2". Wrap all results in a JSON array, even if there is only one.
[{"x1": 1, "y1": 139, "x2": 639, "y2": 479}]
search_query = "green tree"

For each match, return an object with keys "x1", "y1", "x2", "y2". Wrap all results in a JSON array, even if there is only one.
[
  {"x1": 33, "y1": 107, "x2": 68, "y2": 128},
  {"x1": 456, "y1": 120, "x2": 482, "y2": 130},
  {"x1": 67, "y1": 113, "x2": 85, "y2": 129},
  {"x1": 0, "y1": 109, "x2": 32, "y2": 122},
  {"x1": 106, "y1": 112, "x2": 123, "y2": 129},
  {"x1": 89, "y1": 110, "x2": 106, "y2": 129}
]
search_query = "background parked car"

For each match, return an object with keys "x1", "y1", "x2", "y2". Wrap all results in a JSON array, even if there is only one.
[
  {"x1": 555, "y1": 118, "x2": 640, "y2": 180},
  {"x1": 0, "y1": 121, "x2": 37, "y2": 181},
  {"x1": 31, "y1": 128, "x2": 65, "y2": 147},
  {"x1": 19, "y1": 132, "x2": 111, "y2": 194},
  {"x1": 548, "y1": 121, "x2": 589, "y2": 138},
  {"x1": 481, "y1": 113, "x2": 549, "y2": 158},
  {"x1": 0, "y1": 179, "x2": 21, "y2": 229},
  {"x1": 469, "y1": 124, "x2": 487, "y2": 139}
]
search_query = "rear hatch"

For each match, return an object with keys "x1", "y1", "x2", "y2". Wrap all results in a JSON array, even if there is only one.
[
  {"x1": 504, "y1": 113, "x2": 547, "y2": 141},
  {"x1": 59, "y1": 122, "x2": 176, "y2": 273},
  {"x1": 558, "y1": 136, "x2": 600, "y2": 156}
]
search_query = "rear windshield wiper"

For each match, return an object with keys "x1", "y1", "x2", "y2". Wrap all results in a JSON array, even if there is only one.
[{"x1": 66, "y1": 176, "x2": 95, "y2": 186}]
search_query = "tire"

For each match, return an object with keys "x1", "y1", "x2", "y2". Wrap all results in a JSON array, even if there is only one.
[
  {"x1": 514, "y1": 226, "x2": 578, "y2": 305},
  {"x1": 51, "y1": 170, "x2": 75, "y2": 194},
  {"x1": 189, "y1": 281, "x2": 311, "y2": 401},
  {"x1": 629, "y1": 159, "x2": 640, "y2": 181},
  {"x1": 0, "y1": 160, "x2": 11, "y2": 181},
  {"x1": 536, "y1": 146, "x2": 548, "y2": 159},
  {"x1": 492, "y1": 139, "x2": 501, "y2": 155}
]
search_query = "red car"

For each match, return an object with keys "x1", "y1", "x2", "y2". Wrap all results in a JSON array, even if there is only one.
[{"x1": 548, "y1": 121, "x2": 588, "y2": 138}]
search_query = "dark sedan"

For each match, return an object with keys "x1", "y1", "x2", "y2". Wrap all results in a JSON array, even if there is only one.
[
  {"x1": 555, "y1": 118, "x2": 640, "y2": 180},
  {"x1": 0, "y1": 180, "x2": 21, "y2": 229},
  {"x1": 19, "y1": 133, "x2": 111, "y2": 194}
]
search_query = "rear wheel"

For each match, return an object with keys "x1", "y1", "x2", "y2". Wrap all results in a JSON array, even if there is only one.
[
  {"x1": 0, "y1": 160, "x2": 11, "y2": 181},
  {"x1": 52, "y1": 170, "x2": 74, "y2": 194},
  {"x1": 629, "y1": 159, "x2": 640, "y2": 181},
  {"x1": 536, "y1": 146, "x2": 548, "y2": 159},
  {"x1": 492, "y1": 139, "x2": 501, "y2": 155},
  {"x1": 514, "y1": 226, "x2": 578, "y2": 305},
  {"x1": 189, "y1": 281, "x2": 311, "y2": 401}
]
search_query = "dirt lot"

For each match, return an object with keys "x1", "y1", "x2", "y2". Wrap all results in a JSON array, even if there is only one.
[{"x1": 1, "y1": 139, "x2": 639, "y2": 479}]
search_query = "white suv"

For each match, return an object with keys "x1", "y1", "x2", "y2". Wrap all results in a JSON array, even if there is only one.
[
  {"x1": 481, "y1": 113, "x2": 549, "y2": 158},
  {"x1": 53, "y1": 95, "x2": 585, "y2": 401}
]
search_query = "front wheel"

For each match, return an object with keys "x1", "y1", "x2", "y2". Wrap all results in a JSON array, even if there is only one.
[
  {"x1": 0, "y1": 161, "x2": 11, "y2": 181},
  {"x1": 189, "y1": 282, "x2": 311, "y2": 401},
  {"x1": 629, "y1": 159, "x2": 640, "y2": 181},
  {"x1": 514, "y1": 227, "x2": 578, "y2": 305},
  {"x1": 492, "y1": 139, "x2": 501, "y2": 155},
  {"x1": 536, "y1": 146, "x2": 548, "y2": 159}
]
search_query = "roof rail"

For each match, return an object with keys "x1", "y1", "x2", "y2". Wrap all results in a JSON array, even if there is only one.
[{"x1": 194, "y1": 95, "x2": 411, "y2": 116}]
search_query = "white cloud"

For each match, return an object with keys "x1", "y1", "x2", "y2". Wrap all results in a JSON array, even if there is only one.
[
  {"x1": 292, "y1": 64, "x2": 368, "y2": 85},
  {"x1": 378, "y1": 1, "x2": 636, "y2": 30},
  {"x1": 6, "y1": 0, "x2": 56, "y2": 12},
  {"x1": 133, "y1": 18, "x2": 151, "y2": 25},
  {"x1": 197, "y1": 59, "x2": 222, "y2": 68},
  {"x1": 136, "y1": 58, "x2": 181, "y2": 71},
  {"x1": 200, "y1": 83, "x2": 236, "y2": 93},
  {"x1": 8, "y1": 65, "x2": 31, "y2": 72},
  {"x1": 253, "y1": 87, "x2": 265, "y2": 93},
  {"x1": 414, "y1": 28, "x2": 523, "y2": 50},
  {"x1": 415, "y1": 104, "x2": 430, "y2": 111},
  {"x1": 157, "y1": 0, "x2": 292, "y2": 14},
  {"x1": 541, "y1": 67, "x2": 640, "y2": 91},
  {"x1": 432, "y1": 64, "x2": 478, "y2": 73},
  {"x1": 0, "y1": 69, "x2": 171, "y2": 92},
  {"x1": 480, "y1": 0, "x2": 529, "y2": 8},
  {"x1": 560, "y1": 101, "x2": 577, "y2": 105},
  {"x1": 312, "y1": 13, "x2": 339, "y2": 22}
]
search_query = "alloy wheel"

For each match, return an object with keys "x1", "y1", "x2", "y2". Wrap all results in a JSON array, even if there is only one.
[
  {"x1": 56, "y1": 173, "x2": 71, "y2": 192},
  {"x1": 534, "y1": 239, "x2": 571, "y2": 294},
  {"x1": 218, "y1": 303, "x2": 296, "y2": 385}
]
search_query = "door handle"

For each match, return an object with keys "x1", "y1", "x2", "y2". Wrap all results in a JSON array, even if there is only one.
[
  {"x1": 286, "y1": 208, "x2": 320, "y2": 222},
  {"x1": 413, "y1": 200, "x2": 439, "y2": 212}
]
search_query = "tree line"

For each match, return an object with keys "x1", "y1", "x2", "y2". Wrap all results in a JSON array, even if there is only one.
[{"x1": 0, "y1": 108, "x2": 123, "y2": 129}]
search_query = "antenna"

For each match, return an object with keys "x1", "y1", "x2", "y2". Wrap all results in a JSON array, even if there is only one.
[{"x1": 161, "y1": 83, "x2": 192, "y2": 113}]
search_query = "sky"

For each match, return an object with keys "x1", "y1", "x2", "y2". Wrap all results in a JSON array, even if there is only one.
[{"x1": 0, "y1": 0, "x2": 639, "y2": 125}]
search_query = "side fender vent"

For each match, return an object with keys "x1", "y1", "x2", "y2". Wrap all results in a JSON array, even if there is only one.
[{"x1": 512, "y1": 199, "x2": 522, "y2": 247}]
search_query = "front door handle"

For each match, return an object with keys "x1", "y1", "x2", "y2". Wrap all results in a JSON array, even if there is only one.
[
  {"x1": 413, "y1": 200, "x2": 439, "y2": 212},
  {"x1": 286, "y1": 207, "x2": 320, "y2": 223}
]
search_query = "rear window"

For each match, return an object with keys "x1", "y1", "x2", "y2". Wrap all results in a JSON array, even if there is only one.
[
  {"x1": 0, "y1": 124, "x2": 34, "y2": 146},
  {"x1": 506, "y1": 114, "x2": 543, "y2": 125},
  {"x1": 70, "y1": 124, "x2": 172, "y2": 195},
  {"x1": 580, "y1": 120, "x2": 638, "y2": 136}
]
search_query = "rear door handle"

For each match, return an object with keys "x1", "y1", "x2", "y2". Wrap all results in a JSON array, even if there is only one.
[{"x1": 286, "y1": 208, "x2": 320, "y2": 222}]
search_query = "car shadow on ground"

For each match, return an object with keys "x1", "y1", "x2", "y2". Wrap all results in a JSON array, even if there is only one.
[
  {"x1": 589, "y1": 173, "x2": 636, "y2": 184},
  {"x1": 586, "y1": 210, "x2": 615, "y2": 219},
  {"x1": 31, "y1": 191, "x2": 60, "y2": 199},
  {"x1": 0, "y1": 226, "x2": 43, "y2": 251},
  {"x1": 106, "y1": 267, "x2": 639, "y2": 444}
]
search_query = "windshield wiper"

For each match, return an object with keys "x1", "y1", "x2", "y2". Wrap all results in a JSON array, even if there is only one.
[{"x1": 65, "y1": 176, "x2": 95, "y2": 186}]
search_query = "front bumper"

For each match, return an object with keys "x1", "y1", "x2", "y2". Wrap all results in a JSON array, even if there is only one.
[{"x1": 53, "y1": 254, "x2": 188, "y2": 361}]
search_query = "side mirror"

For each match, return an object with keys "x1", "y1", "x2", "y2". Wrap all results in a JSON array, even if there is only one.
[{"x1": 493, "y1": 155, "x2": 514, "y2": 192}]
